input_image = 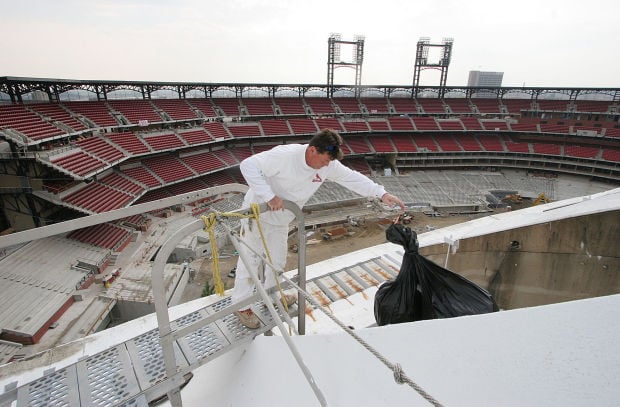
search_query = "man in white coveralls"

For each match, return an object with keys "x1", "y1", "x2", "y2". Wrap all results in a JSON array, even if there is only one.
[{"x1": 232, "y1": 128, "x2": 405, "y2": 328}]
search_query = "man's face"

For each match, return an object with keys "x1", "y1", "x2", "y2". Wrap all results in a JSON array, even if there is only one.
[{"x1": 306, "y1": 146, "x2": 332, "y2": 169}]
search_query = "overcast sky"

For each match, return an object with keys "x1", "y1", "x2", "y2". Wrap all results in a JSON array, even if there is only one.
[{"x1": 1, "y1": 0, "x2": 619, "y2": 88}]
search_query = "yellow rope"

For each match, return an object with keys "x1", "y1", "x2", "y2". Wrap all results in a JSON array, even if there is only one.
[
  {"x1": 200, "y1": 204, "x2": 290, "y2": 313},
  {"x1": 201, "y1": 212, "x2": 225, "y2": 296}
]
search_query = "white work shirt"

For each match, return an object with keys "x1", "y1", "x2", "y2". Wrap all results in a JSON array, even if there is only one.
[{"x1": 240, "y1": 144, "x2": 386, "y2": 225}]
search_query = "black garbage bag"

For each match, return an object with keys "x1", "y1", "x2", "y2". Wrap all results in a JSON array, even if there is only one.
[{"x1": 374, "y1": 223, "x2": 499, "y2": 326}]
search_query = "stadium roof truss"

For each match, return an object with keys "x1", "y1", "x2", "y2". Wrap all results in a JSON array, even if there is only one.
[{"x1": 2, "y1": 76, "x2": 619, "y2": 103}]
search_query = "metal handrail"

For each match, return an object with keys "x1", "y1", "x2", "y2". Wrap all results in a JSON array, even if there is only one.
[{"x1": 151, "y1": 199, "x2": 313, "y2": 406}]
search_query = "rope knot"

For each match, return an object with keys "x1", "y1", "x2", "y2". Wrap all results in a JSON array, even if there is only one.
[{"x1": 393, "y1": 363, "x2": 405, "y2": 384}]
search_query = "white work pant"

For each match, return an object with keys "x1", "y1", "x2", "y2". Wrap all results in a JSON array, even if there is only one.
[{"x1": 231, "y1": 217, "x2": 289, "y2": 309}]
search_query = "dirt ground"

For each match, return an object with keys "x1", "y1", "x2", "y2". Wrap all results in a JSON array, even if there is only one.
[{"x1": 181, "y1": 212, "x2": 485, "y2": 303}]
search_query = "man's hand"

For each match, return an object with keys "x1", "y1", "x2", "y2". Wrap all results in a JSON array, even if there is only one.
[
  {"x1": 381, "y1": 193, "x2": 405, "y2": 211},
  {"x1": 268, "y1": 196, "x2": 284, "y2": 211}
]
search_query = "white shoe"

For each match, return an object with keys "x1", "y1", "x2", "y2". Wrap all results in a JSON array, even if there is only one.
[{"x1": 234, "y1": 309, "x2": 260, "y2": 329}]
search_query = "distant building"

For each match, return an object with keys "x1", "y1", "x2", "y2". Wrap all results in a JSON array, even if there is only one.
[{"x1": 468, "y1": 70, "x2": 504, "y2": 87}]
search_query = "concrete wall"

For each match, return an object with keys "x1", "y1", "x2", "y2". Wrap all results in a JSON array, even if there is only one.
[{"x1": 420, "y1": 210, "x2": 620, "y2": 310}]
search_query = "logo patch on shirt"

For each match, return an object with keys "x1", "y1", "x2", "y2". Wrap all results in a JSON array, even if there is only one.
[{"x1": 312, "y1": 173, "x2": 323, "y2": 183}]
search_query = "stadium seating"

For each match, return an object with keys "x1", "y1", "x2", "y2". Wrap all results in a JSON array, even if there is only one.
[
  {"x1": 477, "y1": 134, "x2": 505, "y2": 151},
  {"x1": 332, "y1": 98, "x2": 361, "y2": 114},
  {"x1": 601, "y1": 148, "x2": 620, "y2": 162},
  {"x1": 360, "y1": 98, "x2": 391, "y2": 114},
  {"x1": 143, "y1": 155, "x2": 194, "y2": 183},
  {"x1": 411, "y1": 134, "x2": 439, "y2": 151},
  {"x1": 434, "y1": 134, "x2": 463, "y2": 152},
  {"x1": 343, "y1": 136, "x2": 372, "y2": 154},
  {"x1": 367, "y1": 119, "x2": 389, "y2": 131},
  {"x1": 315, "y1": 117, "x2": 343, "y2": 132},
  {"x1": 212, "y1": 148, "x2": 239, "y2": 166},
  {"x1": 537, "y1": 100, "x2": 570, "y2": 112},
  {"x1": 50, "y1": 150, "x2": 106, "y2": 176},
  {"x1": 572, "y1": 124, "x2": 601, "y2": 136},
  {"x1": 288, "y1": 118, "x2": 318, "y2": 135},
  {"x1": 63, "y1": 182, "x2": 134, "y2": 213},
  {"x1": 203, "y1": 122, "x2": 232, "y2": 139},
  {"x1": 532, "y1": 143, "x2": 562, "y2": 156},
  {"x1": 471, "y1": 98, "x2": 501, "y2": 114},
  {"x1": 412, "y1": 117, "x2": 440, "y2": 131},
  {"x1": 437, "y1": 119, "x2": 464, "y2": 131},
  {"x1": 67, "y1": 223, "x2": 132, "y2": 250},
  {"x1": 121, "y1": 165, "x2": 162, "y2": 188},
  {"x1": 29, "y1": 103, "x2": 87, "y2": 133},
  {"x1": 260, "y1": 119, "x2": 291, "y2": 136},
  {"x1": 230, "y1": 146, "x2": 254, "y2": 161},
  {"x1": 342, "y1": 120, "x2": 370, "y2": 132},
  {"x1": 2, "y1": 87, "x2": 619, "y2": 223},
  {"x1": 141, "y1": 132, "x2": 186, "y2": 151},
  {"x1": 367, "y1": 135, "x2": 395, "y2": 152},
  {"x1": 63, "y1": 101, "x2": 118, "y2": 128},
  {"x1": 108, "y1": 100, "x2": 162, "y2": 124},
  {"x1": 227, "y1": 123, "x2": 262, "y2": 138},
  {"x1": 539, "y1": 122, "x2": 570, "y2": 134},
  {"x1": 389, "y1": 98, "x2": 418, "y2": 114},
  {"x1": 387, "y1": 117, "x2": 414, "y2": 131},
  {"x1": 604, "y1": 127, "x2": 620, "y2": 138},
  {"x1": 305, "y1": 97, "x2": 336, "y2": 114},
  {"x1": 152, "y1": 99, "x2": 199, "y2": 121},
  {"x1": 417, "y1": 98, "x2": 446, "y2": 114},
  {"x1": 481, "y1": 120, "x2": 509, "y2": 131},
  {"x1": 133, "y1": 188, "x2": 172, "y2": 204},
  {"x1": 573, "y1": 100, "x2": 612, "y2": 113},
  {"x1": 564, "y1": 145, "x2": 600, "y2": 159},
  {"x1": 510, "y1": 121, "x2": 539, "y2": 132},
  {"x1": 107, "y1": 132, "x2": 151, "y2": 155},
  {"x1": 178, "y1": 129, "x2": 214, "y2": 145},
  {"x1": 166, "y1": 178, "x2": 209, "y2": 195},
  {"x1": 181, "y1": 151, "x2": 227, "y2": 174},
  {"x1": 457, "y1": 135, "x2": 483, "y2": 151},
  {"x1": 502, "y1": 99, "x2": 534, "y2": 114},
  {"x1": 444, "y1": 98, "x2": 473, "y2": 114},
  {"x1": 243, "y1": 98, "x2": 275, "y2": 116},
  {"x1": 504, "y1": 140, "x2": 531, "y2": 153},
  {"x1": 205, "y1": 170, "x2": 240, "y2": 186},
  {"x1": 99, "y1": 171, "x2": 144, "y2": 195},
  {"x1": 274, "y1": 98, "x2": 307, "y2": 115},
  {"x1": 212, "y1": 98, "x2": 241, "y2": 116},
  {"x1": 390, "y1": 134, "x2": 417, "y2": 152},
  {"x1": 75, "y1": 136, "x2": 125, "y2": 163},
  {"x1": 186, "y1": 99, "x2": 218, "y2": 117},
  {"x1": 460, "y1": 117, "x2": 483, "y2": 130},
  {"x1": 0, "y1": 104, "x2": 65, "y2": 141}
]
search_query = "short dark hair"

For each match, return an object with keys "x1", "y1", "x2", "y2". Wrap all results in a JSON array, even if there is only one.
[{"x1": 309, "y1": 128, "x2": 344, "y2": 160}]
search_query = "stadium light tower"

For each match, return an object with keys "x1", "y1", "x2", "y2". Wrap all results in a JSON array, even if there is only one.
[
  {"x1": 327, "y1": 33, "x2": 365, "y2": 98},
  {"x1": 412, "y1": 37, "x2": 454, "y2": 98}
]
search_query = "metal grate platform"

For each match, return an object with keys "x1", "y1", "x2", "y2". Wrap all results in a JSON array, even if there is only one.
[{"x1": 1, "y1": 255, "x2": 401, "y2": 406}]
